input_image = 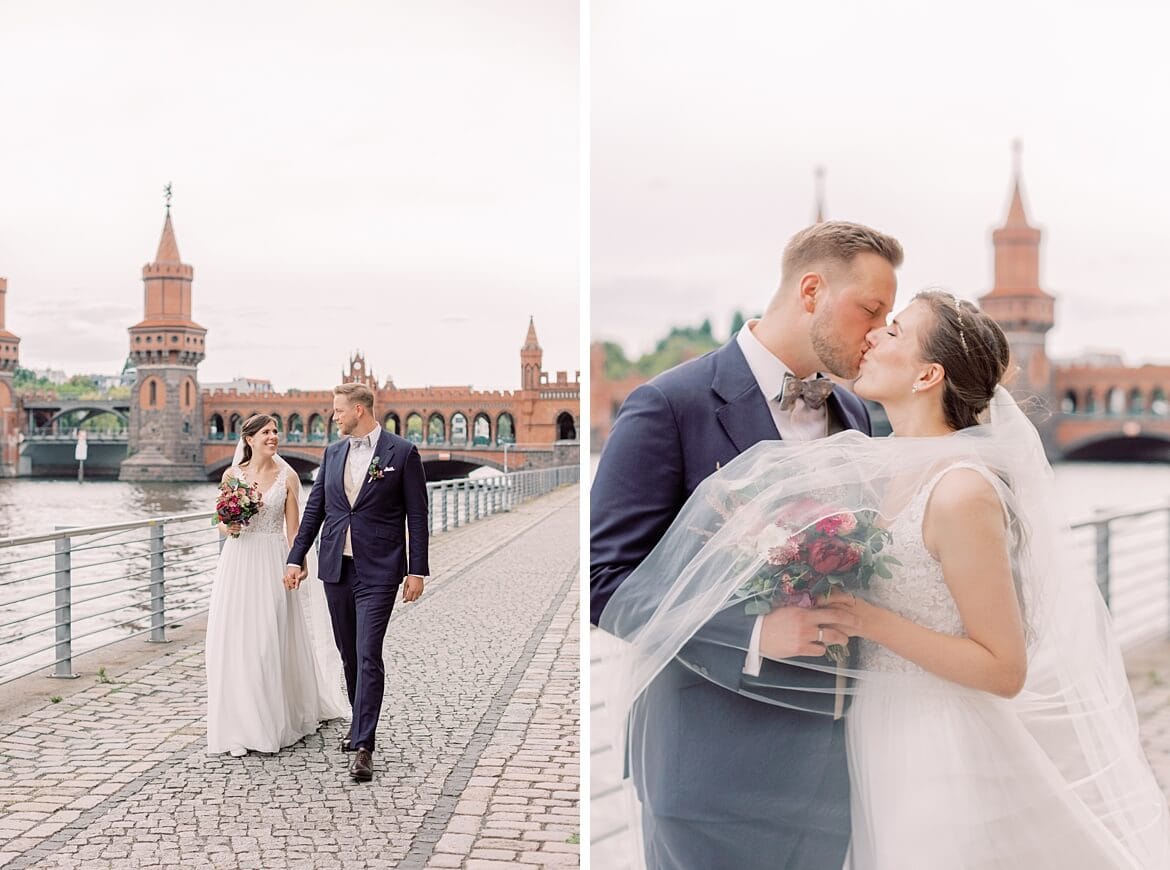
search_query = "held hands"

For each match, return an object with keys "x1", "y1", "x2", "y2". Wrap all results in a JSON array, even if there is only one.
[
  {"x1": 283, "y1": 564, "x2": 307, "y2": 591},
  {"x1": 402, "y1": 575, "x2": 424, "y2": 603},
  {"x1": 758, "y1": 594, "x2": 860, "y2": 661}
]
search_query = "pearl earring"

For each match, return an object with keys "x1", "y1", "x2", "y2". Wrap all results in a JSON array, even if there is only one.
[{"x1": 911, "y1": 384, "x2": 920, "y2": 394}]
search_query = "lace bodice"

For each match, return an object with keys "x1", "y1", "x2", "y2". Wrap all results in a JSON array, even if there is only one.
[
  {"x1": 227, "y1": 465, "x2": 289, "y2": 537},
  {"x1": 858, "y1": 464, "x2": 989, "y2": 674}
]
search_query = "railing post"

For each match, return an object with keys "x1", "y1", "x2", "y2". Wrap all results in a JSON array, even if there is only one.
[
  {"x1": 453, "y1": 482, "x2": 461, "y2": 528},
  {"x1": 51, "y1": 529, "x2": 78, "y2": 679},
  {"x1": 1094, "y1": 513, "x2": 1111, "y2": 607},
  {"x1": 441, "y1": 484, "x2": 449, "y2": 532},
  {"x1": 148, "y1": 523, "x2": 169, "y2": 643}
]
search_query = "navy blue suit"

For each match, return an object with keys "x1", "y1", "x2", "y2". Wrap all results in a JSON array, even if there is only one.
[
  {"x1": 289, "y1": 428, "x2": 429, "y2": 751},
  {"x1": 591, "y1": 339, "x2": 872, "y2": 870}
]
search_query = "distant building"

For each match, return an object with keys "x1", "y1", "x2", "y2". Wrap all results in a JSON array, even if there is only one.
[
  {"x1": 200, "y1": 377, "x2": 276, "y2": 395},
  {"x1": 30, "y1": 367, "x2": 68, "y2": 385}
]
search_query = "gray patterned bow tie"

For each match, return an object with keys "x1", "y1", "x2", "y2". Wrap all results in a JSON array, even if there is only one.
[
  {"x1": 776, "y1": 373, "x2": 834, "y2": 411},
  {"x1": 350, "y1": 435, "x2": 371, "y2": 449}
]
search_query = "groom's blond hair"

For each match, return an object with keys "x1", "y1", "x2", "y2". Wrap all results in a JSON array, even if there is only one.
[
  {"x1": 780, "y1": 221, "x2": 903, "y2": 288},
  {"x1": 334, "y1": 382, "x2": 375, "y2": 414}
]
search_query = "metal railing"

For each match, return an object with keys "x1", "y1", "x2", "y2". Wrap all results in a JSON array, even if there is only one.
[
  {"x1": 1069, "y1": 500, "x2": 1170, "y2": 650},
  {"x1": 0, "y1": 466, "x2": 580, "y2": 687},
  {"x1": 425, "y1": 465, "x2": 579, "y2": 534},
  {"x1": 589, "y1": 499, "x2": 1170, "y2": 864},
  {"x1": 0, "y1": 512, "x2": 220, "y2": 686},
  {"x1": 27, "y1": 427, "x2": 129, "y2": 441}
]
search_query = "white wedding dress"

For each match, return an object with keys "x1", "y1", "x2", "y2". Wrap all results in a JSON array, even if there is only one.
[
  {"x1": 205, "y1": 463, "x2": 349, "y2": 754},
  {"x1": 846, "y1": 464, "x2": 1169, "y2": 869}
]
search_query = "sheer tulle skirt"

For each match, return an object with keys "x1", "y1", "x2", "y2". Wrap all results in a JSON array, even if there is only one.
[
  {"x1": 846, "y1": 674, "x2": 1168, "y2": 869},
  {"x1": 205, "y1": 531, "x2": 344, "y2": 753}
]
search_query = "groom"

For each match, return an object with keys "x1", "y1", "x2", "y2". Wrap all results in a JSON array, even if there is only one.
[
  {"x1": 286, "y1": 382, "x2": 429, "y2": 782},
  {"x1": 591, "y1": 221, "x2": 902, "y2": 869}
]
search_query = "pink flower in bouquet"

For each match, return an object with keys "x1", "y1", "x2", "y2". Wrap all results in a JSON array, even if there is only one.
[
  {"x1": 815, "y1": 512, "x2": 858, "y2": 536},
  {"x1": 766, "y1": 537, "x2": 802, "y2": 566}
]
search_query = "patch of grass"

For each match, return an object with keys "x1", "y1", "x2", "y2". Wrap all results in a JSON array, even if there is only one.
[
  {"x1": 97, "y1": 667, "x2": 114, "y2": 684},
  {"x1": 49, "y1": 696, "x2": 62, "y2": 704},
  {"x1": 567, "y1": 833, "x2": 580, "y2": 845}
]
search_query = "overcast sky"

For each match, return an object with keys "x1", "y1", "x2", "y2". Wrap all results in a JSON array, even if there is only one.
[
  {"x1": 0, "y1": 0, "x2": 578, "y2": 392},
  {"x1": 592, "y1": 0, "x2": 1170, "y2": 366}
]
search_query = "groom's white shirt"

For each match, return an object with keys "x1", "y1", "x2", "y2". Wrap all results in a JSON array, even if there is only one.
[
  {"x1": 736, "y1": 321, "x2": 828, "y2": 677},
  {"x1": 342, "y1": 426, "x2": 379, "y2": 557}
]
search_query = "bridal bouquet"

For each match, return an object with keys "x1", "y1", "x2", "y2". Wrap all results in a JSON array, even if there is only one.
[
  {"x1": 733, "y1": 499, "x2": 899, "y2": 663},
  {"x1": 212, "y1": 477, "x2": 263, "y2": 538}
]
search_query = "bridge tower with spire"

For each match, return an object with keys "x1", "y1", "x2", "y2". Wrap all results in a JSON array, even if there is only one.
[
  {"x1": 978, "y1": 142, "x2": 1056, "y2": 438},
  {"x1": 119, "y1": 194, "x2": 209, "y2": 481},
  {"x1": 0, "y1": 276, "x2": 21, "y2": 476}
]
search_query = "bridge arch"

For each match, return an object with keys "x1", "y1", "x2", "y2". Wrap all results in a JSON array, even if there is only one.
[
  {"x1": 383, "y1": 412, "x2": 400, "y2": 435},
  {"x1": 496, "y1": 412, "x2": 515, "y2": 445},
  {"x1": 208, "y1": 413, "x2": 226, "y2": 439},
  {"x1": 1153, "y1": 388, "x2": 1168, "y2": 417},
  {"x1": 1061, "y1": 390, "x2": 1078, "y2": 415},
  {"x1": 556, "y1": 411, "x2": 577, "y2": 441},
  {"x1": 205, "y1": 448, "x2": 322, "y2": 482},
  {"x1": 405, "y1": 412, "x2": 423, "y2": 444},
  {"x1": 45, "y1": 406, "x2": 130, "y2": 428},
  {"x1": 450, "y1": 412, "x2": 468, "y2": 446},
  {"x1": 472, "y1": 412, "x2": 491, "y2": 446},
  {"x1": 308, "y1": 413, "x2": 327, "y2": 443},
  {"x1": 427, "y1": 413, "x2": 446, "y2": 445},
  {"x1": 1063, "y1": 431, "x2": 1170, "y2": 463},
  {"x1": 1128, "y1": 387, "x2": 1145, "y2": 415},
  {"x1": 1105, "y1": 387, "x2": 1124, "y2": 416}
]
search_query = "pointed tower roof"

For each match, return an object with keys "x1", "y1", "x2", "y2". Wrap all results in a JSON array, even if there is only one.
[
  {"x1": 1003, "y1": 139, "x2": 1033, "y2": 229},
  {"x1": 813, "y1": 166, "x2": 826, "y2": 223},
  {"x1": 984, "y1": 140, "x2": 1048, "y2": 301},
  {"x1": 155, "y1": 212, "x2": 182, "y2": 264},
  {"x1": 522, "y1": 316, "x2": 541, "y2": 351}
]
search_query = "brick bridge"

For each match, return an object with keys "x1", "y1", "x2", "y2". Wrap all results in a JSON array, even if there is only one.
[{"x1": 0, "y1": 213, "x2": 579, "y2": 480}]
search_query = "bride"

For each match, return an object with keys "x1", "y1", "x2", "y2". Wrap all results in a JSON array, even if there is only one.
[
  {"x1": 205, "y1": 414, "x2": 349, "y2": 756},
  {"x1": 601, "y1": 291, "x2": 1170, "y2": 868}
]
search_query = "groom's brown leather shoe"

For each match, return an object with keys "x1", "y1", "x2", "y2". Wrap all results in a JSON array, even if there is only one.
[
  {"x1": 349, "y1": 748, "x2": 373, "y2": 782},
  {"x1": 341, "y1": 732, "x2": 355, "y2": 752}
]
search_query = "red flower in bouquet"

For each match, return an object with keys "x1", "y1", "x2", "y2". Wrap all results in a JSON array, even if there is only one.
[
  {"x1": 807, "y1": 537, "x2": 861, "y2": 575},
  {"x1": 212, "y1": 477, "x2": 263, "y2": 537},
  {"x1": 733, "y1": 500, "x2": 900, "y2": 663}
]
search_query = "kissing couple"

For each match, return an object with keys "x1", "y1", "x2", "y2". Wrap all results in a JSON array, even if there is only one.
[{"x1": 592, "y1": 221, "x2": 1170, "y2": 868}]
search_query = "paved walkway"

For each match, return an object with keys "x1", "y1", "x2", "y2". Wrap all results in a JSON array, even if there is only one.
[{"x1": 0, "y1": 486, "x2": 580, "y2": 869}]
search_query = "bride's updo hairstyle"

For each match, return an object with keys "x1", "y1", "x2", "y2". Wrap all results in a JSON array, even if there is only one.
[
  {"x1": 916, "y1": 290, "x2": 1011, "y2": 430},
  {"x1": 239, "y1": 414, "x2": 276, "y2": 465}
]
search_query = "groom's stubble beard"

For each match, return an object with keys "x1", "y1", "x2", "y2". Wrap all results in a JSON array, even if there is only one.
[{"x1": 810, "y1": 307, "x2": 862, "y2": 379}]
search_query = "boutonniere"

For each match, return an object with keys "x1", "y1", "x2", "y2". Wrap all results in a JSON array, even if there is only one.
[{"x1": 367, "y1": 456, "x2": 386, "y2": 483}]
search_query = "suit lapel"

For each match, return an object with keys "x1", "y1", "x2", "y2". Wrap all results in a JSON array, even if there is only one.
[
  {"x1": 711, "y1": 341, "x2": 781, "y2": 454},
  {"x1": 331, "y1": 441, "x2": 352, "y2": 498},
  {"x1": 352, "y1": 429, "x2": 397, "y2": 510}
]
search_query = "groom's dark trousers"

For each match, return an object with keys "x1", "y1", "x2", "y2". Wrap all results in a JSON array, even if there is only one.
[
  {"x1": 591, "y1": 339, "x2": 872, "y2": 870},
  {"x1": 289, "y1": 429, "x2": 429, "y2": 754},
  {"x1": 324, "y1": 557, "x2": 396, "y2": 750}
]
